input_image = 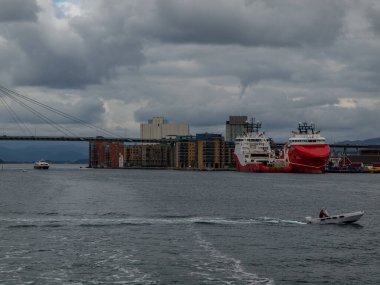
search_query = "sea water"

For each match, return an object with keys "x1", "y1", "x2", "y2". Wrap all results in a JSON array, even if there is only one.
[{"x1": 0, "y1": 165, "x2": 379, "y2": 284}]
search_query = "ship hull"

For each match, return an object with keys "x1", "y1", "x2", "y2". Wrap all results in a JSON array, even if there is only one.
[
  {"x1": 287, "y1": 144, "x2": 330, "y2": 173},
  {"x1": 34, "y1": 165, "x2": 49, "y2": 169},
  {"x1": 234, "y1": 155, "x2": 292, "y2": 173}
]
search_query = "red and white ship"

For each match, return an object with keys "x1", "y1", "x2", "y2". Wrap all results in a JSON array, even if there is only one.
[
  {"x1": 284, "y1": 122, "x2": 330, "y2": 173},
  {"x1": 234, "y1": 121, "x2": 291, "y2": 172}
]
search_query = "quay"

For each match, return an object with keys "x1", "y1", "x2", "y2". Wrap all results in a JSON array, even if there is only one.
[{"x1": 1, "y1": 135, "x2": 379, "y2": 172}]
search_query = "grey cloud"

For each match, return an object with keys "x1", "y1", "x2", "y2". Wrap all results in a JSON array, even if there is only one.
[
  {"x1": 1, "y1": 0, "x2": 380, "y2": 141},
  {"x1": 325, "y1": 39, "x2": 380, "y2": 94},
  {"x1": 368, "y1": 7, "x2": 380, "y2": 35},
  {"x1": 1, "y1": 1, "x2": 144, "y2": 88},
  {"x1": 0, "y1": 0, "x2": 347, "y2": 90},
  {"x1": 60, "y1": 96, "x2": 106, "y2": 124},
  {"x1": 238, "y1": 65, "x2": 292, "y2": 93},
  {"x1": 135, "y1": 104, "x2": 227, "y2": 127},
  {"x1": 69, "y1": 3, "x2": 145, "y2": 82},
  {"x1": 0, "y1": 88, "x2": 105, "y2": 127},
  {"x1": 315, "y1": 106, "x2": 380, "y2": 141},
  {"x1": 132, "y1": 75, "x2": 360, "y2": 140},
  {"x1": 0, "y1": 0, "x2": 39, "y2": 22},
  {"x1": 143, "y1": 0, "x2": 345, "y2": 47},
  {"x1": 4, "y1": 23, "x2": 90, "y2": 88}
]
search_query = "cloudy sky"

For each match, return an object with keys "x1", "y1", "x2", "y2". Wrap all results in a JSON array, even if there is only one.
[{"x1": 1, "y1": 0, "x2": 380, "y2": 142}]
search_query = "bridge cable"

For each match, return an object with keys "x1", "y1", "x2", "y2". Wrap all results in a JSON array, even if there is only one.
[
  {"x1": 0, "y1": 85, "x2": 121, "y2": 138},
  {"x1": 0, "y1": 96, "x2": 34, "y2": 136},
  {"x1": 1, "y1": 89, "x2": 76, "y2": 137},
  {"x1": 0, "y1": 89, "x2": 78, "y2": 137}
]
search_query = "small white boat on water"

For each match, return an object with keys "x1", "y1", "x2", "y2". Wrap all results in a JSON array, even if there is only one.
[
  {"x1": 305, "y1": 211, "x2": 364, "y2": 224},
  {"x1": 34, "y1": 160, "x2": 50, "y2": 169}
]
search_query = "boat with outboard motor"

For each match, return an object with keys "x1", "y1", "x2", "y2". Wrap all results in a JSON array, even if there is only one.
[
  {"x1": 34, "y1": 160, "x2": 50, "y2": 169},
  {"x1": 234, "y1": 120, "x2": 291, "y2": 172},
  {"x1": 305, "y1": 211, "x2": 364, "y2": 224}
]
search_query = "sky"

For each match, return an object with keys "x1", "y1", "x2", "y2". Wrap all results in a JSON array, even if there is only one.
[{"x1": 1, "y1": 0, "x2": 380, "y2": 142}]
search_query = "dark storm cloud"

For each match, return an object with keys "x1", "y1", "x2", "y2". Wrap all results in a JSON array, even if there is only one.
[
  {"x1": 67, "y1": 2, "x2": 145, "y2": 84},
  {"x1": 1, "y1": 1, "x2": 144, "y2": 88},
  {"x1": 1, "y1": 0, "x2": 380, "y2": 141},
  {"x1": 0, "y1": 0, "x2": 346, "y2": 89},
  {"x1": 0, "y1": 0, "x2": 39, "y2": 22},
  {"x1": 143, "y1": 0, "x2": 345, "y2": 47},
  {"x1": 10, "y1": 31, "x2": 93, "y2": 88},
  {"x1": 368, "y1": 6, "x2": 380, "y2": 35}
]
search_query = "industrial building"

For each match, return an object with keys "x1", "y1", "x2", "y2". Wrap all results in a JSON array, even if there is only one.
[
  {"x1": 344, "y1": 149, "x2": 380, "y2": 165},
  {"x1": 140, "y1": 117, "x2": 190, "y2": 140},
  {"x1": 224, "y1": 141, "x2": 236, "y2": 167},
  {"x1": 125, "y1": 144, "x2": 173, "y2": 168},
  {"x1": 91, "y1": 134, "x2": 235, "y2": 170},
  {"x1": 89, "y1": 141, "x2": 125, "y2": 168},
  {"x1": 175, "y1": 134, "x2": 235, "y2": 170},
  {"x1": 196, "y1": 133, "x2": 224, "y2": 169},
  {"x1": 89, "y1": 116, "x2": 239, "y2": 169},
  {"x1": 225, "y1": 116, "x2": 253, "y2": 142},
  {"x1": 175, "y1": 136, "x2": 197, "y2": 168}
]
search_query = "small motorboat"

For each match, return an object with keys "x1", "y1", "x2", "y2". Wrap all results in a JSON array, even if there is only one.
[
  {"x1": 34, "y1": 160, "x2": 50, "y2": 169},
  {"x1": 305, "y1": 211, "x2": 364, "y2": 224}
]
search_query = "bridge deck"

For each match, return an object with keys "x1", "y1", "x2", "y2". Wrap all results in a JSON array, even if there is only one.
[
  {"x1": 0, "y1": 135, "x2": 379, "y2": 148},
  {"x1": 0, "y1": 135, "x2": 174, "y2": 143}
]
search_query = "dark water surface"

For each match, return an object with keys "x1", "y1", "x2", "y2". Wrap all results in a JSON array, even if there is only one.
[{"x1": 0, "y1": 165, "x2": 379, "y2": 284}]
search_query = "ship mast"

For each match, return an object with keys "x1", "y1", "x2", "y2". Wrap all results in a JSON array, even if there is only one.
[
  {"x1": 298, "y1": 121, "x2": 315, "y2": 134},
  {"x1": 247, "y1": 118, "x2": 262, "y2": 134}
]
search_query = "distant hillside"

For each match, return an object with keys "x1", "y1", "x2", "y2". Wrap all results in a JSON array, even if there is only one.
[
  {"x1": 0, "y1": 142, "x2": 88, "y2": 163},
  {"x1": 337, "y1": 137, "x2": 380, "y2": 145}
]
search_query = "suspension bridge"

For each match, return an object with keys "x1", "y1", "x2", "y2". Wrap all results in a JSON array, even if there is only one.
[
  {"x1": 0, "y1": 85, "x2": 379, "y2": 150},
  {"x1": 0, "y1": 85, "x2": 175, "y2": 144},
  {"x1": 0, "y1": 135, "x2": 175, "y2": 143}
]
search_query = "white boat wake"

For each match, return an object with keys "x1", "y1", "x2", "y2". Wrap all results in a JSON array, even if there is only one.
[
  {"x1": 188, "y1": 231, "x2": 275, "y2": 285},
  {"x1": 1, "y1": 215, "x2": 307, "y2": 228}
]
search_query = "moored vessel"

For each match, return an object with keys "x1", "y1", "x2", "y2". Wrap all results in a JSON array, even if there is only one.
[
  {"x1": 284, "y1": 122, "x2": 330, "y2": 173},
  {"x1": 234, "y1": 120, "x2": 291, "y2": 172},
  {"x1": 34, "y1": 160, "x2": 50, "y2": 169}
]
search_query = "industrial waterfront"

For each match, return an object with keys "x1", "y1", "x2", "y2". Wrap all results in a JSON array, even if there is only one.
[
  {"x1": 1, "y1": 111, "x2": 379, "y2": 173},
  {"x1": 0, "y1": 90, "x2": 379, "y2": 173},
  {"x1": 84, "y1": 117, "x2": 380, "y2": 172}
]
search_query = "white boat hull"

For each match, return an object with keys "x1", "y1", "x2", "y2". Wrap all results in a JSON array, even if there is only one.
[
  {"x1": 34, "y1": 160, "x2": 50, "y2": 169},
  {"x1": 305, "y1": 211, "x2": 364, "y2": 224}
]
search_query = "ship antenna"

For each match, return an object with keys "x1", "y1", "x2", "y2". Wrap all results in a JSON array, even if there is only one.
[
  {"x1": 251, "y1": 118, "x2": 261, "y2": 134},
  {"x1": 245, "y1": 118, "x2": 253, "y2": 133},
  {"x1": 311, "y1": 122, "x2": 315, "y2": 134}
]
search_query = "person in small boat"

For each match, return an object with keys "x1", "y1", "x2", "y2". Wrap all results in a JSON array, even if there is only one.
[{"x1": 319, "y1": 209, "x2": 329, "y2": 218}]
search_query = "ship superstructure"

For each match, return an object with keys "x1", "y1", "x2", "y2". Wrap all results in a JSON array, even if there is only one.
[{"x1": 234, "y1": 120, "x2": 291, "y2": 172}]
